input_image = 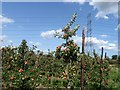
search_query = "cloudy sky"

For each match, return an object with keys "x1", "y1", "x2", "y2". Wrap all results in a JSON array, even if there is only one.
[{"x1": 0, "y1": 1, "x2": 119, "y2": 57}]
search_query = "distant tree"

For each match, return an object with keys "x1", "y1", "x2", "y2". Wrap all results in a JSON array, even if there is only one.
[{"x1": 112, "y1": 55, "x2": 117, "y2": 60}]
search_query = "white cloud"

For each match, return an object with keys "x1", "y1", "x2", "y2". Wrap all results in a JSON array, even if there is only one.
[
  {"x1": 64, "y1": 0, "x2": 86, "y2": 4},
  {"x1": 29, "y1": 41, "x2": 41, "y2": 46},
  {"x1": 99, "y1": 43, "x2": 117, "y2": 50},
  {"x1": 72, "y1": 35, "x2": 82, "y2": 44},
  {"x1": 9, "y1": 40, "x2": 13, "y2": 43},
  {"x1": 71, "y1": 35, "x2": 108, "y2": 45},
  {"x1": 88, "y1": 0, "x2": 118, "y2": 2},
  {"x1": 40, "y1": 29, "x2": 63, "y2": 38},
  {"x1": 100, "y1": 34, "x2": 108, "y2": 38},
  {"x1": 71, "y1": 35, "x2": 117, "y2": 51},
  {"x1": 115, "y1": 24, "x2": 120, "y2": 31},
  {"x1": 90, "y1": 37, "x2": 108, "y2": 45},
  {"x1": 0, "y1": 15, "x2": 14, "y2": 30},
  {"x1": 89, "y1": 1, "x2": 118, "y2": 19},
  {"x1": 109, "y1": 43, "x2": 116, "y2": 47},
  {"x1": 40, "y1": 27, "x2": 117, "y2": 51},
  {"x1": 40, "y1": 30, "x2": 108, "y2": 46},
  {"x1": 64, "y1": 0, "x2": 118, "y2": 19},
  {"x1": 0, "y1": 15, "x2": 14, "y2": 23}
]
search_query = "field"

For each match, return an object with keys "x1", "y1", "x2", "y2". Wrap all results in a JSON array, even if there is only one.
[
  {"x1": 1, "y1": 12, "x2": 120, "y2": 89},
  {"x1": 1, "y1": 41, "x2": 120, "y2": 89}
]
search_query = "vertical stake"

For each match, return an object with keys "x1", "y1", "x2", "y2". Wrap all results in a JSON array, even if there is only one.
[
  {"x1": 105, "y1": 52, "x2": 107, "y2": 59},
  {"x1": 100, "y1": 47, "x2": 103, "y2": 90}
]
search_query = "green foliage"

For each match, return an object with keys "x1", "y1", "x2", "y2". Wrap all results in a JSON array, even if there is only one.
[
  {"x1": 112, "y1": 55, "x2": 117, "y2": 60},
  {"x1": 2, "y1": 39, "x2": 118, "y2": 89},
  {"x1": 2, "y1": 40, "x2": 37, "y2": 89},
  {"x1": 82, "y1": 50, "x2": 110, "y2": 89},
  {"x1": 108, "y1": 66, "x2": 120, "y2": 88},
  {"x1": 55, "y1": 13, "x2": 80, "y2": 63},
  {"x1": 2, "y1": 13, "x2": 118, "y2": 89},
  {"x1": 109, "y1": 60, "x2": 118, "y2": 65}
]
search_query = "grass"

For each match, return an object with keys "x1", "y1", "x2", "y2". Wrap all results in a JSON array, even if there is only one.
[{"x1": 108, "y1": 64, "x2": 120, "y2": 89}]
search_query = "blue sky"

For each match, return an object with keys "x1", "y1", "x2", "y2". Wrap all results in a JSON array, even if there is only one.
[{"x1": 1, "y1": 2, "x2": 118, "y2": 57}]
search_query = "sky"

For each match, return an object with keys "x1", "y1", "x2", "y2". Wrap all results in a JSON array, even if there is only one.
[{"x1": 0, "y1": 1, "x2": 119, "y2": 57}]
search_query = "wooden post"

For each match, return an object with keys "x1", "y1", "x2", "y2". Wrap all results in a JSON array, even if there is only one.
[
  {"x1": 105, "y1": 52, "x2": 107, "y2": 59},
  {"x1": 81, "y1": 28, "x2": 85, "y2": 90},
  {"x1": 100, "y1": 47, "x2": 103, "y2": 90},
  {"x1": 82, "y1": 28, "x2": 85, "y2": 54}
]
